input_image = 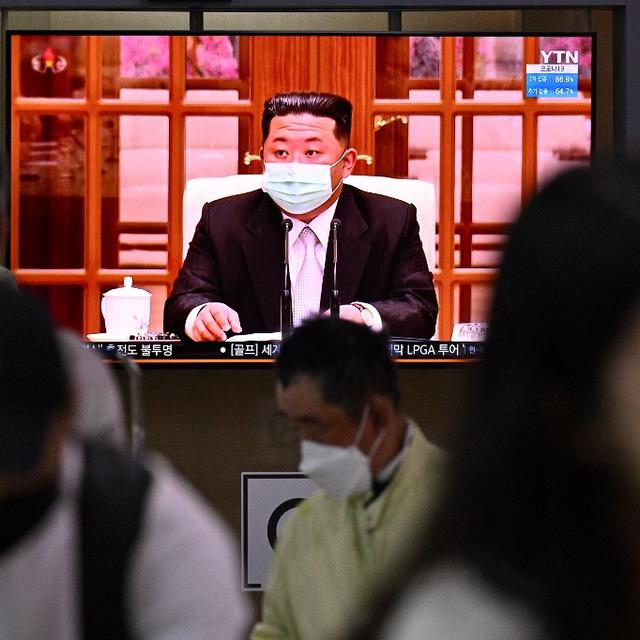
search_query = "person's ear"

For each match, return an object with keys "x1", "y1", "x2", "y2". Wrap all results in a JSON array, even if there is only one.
[
  {"x1": 367, "y1": 394, "x2": 394, "y2": 433},
  {"x1": 341, "y1": 147, "x2": 358, "y2": 178}
]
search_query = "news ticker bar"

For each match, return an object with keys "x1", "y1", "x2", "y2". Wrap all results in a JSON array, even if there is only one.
[{"x1": 84, "y1": 339, "x2": 485, "y2": 361}]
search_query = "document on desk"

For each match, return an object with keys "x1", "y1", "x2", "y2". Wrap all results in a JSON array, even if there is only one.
[{"x1": 226, "y1": 332, "x2": 282, "y2": 342}]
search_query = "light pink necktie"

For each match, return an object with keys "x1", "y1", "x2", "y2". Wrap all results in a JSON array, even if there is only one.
[{"x1": 293, "y1": 226, "x2": 323, "y2": 326}]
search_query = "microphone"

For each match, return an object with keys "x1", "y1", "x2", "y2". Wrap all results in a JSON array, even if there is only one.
[
  {"x1": 330, "y1": 219, "x2": 341, "y2": 318},
  {"x1": 280, "y1": 219, "x2": 293, "y2": 338}
]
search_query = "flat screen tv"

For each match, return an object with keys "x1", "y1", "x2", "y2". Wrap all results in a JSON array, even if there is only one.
[{"x1": 6, "y1": 31, "x2": 593, "y2": 363}]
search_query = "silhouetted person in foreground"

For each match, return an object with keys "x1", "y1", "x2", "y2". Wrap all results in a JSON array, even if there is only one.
[
  {"x1": 357, "y1": 161, "x2": 640, "y2": 639},
  {"x1": 0, "y1": 266, "x2": 127, "y2": 446},
  {"x1": 0, "y1": 286, "x2": 251, "y2": 639}
]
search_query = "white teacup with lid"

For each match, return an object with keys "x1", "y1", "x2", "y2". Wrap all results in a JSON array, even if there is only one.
[{"x1": 101, "y1": 276, "x2": 151, "y2": 339}]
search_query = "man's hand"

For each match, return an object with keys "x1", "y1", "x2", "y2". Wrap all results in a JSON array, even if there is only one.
[
  {"x1": 323, "y1": 304, "x2": 363, "y2": 324},
  {"x1": 192, "y1": 303, "x2": 242, "y2": 341}
]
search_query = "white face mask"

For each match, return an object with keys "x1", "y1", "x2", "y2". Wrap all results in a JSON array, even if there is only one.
[
  {"x1": 298, "y1": 404, "x2": 385, "y2": 501},
  {"x1": 262, "y1": 148, "x2": 352, "y2": 215}
]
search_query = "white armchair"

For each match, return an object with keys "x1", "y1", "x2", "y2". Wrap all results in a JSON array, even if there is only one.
[
  {"x1": 344, "y1": 175, "x2": 436, "y2": 268},
  {"x1": 182, "y1": 174, "x2": 437, "y2": 268}
]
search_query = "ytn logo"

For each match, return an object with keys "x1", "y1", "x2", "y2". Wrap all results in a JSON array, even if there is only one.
[{"x1": 540, "y1": 50, "x2": 579, "y2": 64}]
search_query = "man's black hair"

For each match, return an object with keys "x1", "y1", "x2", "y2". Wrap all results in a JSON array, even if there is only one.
[
  {"x1": 276, "y1": 317, "x2": 399, "y2": 422},
  {"x1": 261, "y1": 92, "x2": 352, "y2": 144}
]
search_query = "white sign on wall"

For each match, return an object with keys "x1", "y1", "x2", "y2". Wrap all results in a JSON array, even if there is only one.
[{"x1": 241, "y1": 472, "x2": 317, "y2": 591}]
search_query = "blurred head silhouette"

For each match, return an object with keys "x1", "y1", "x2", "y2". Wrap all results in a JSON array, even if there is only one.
[
  {"x1": 0, "y1": 266, "x2": 127, "y2": 448},
  {"x1": 481, "y1": 162, "x2": 640, "y2": 435},
  {"x1": 0, "y1": 286, "x2": 70, "y2": 497},
  {"x1": 433, "y1": 160, "x2": 640, "y2": 639}
]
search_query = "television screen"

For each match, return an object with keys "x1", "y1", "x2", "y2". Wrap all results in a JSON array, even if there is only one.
[{"x1": 7, "y1": 32, "x2": 593, "y2": 363}]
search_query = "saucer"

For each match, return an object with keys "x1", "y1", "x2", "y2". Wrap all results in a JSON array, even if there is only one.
[{"x1": 86, "y1": 332, "x2": 131, "y2": 342}]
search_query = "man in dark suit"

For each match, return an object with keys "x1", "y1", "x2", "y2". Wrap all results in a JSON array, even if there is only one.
[{"x1": 164, "y1": 92, "x2": 437, "y2": 341}]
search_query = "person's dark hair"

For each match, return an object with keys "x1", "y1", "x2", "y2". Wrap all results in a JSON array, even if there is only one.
[
  {"x1": 358, "y1": 161, "x2": 640, "y2": 639},
  {"x1": 0, "y1": 286, "x2": 69, "y2": 471},
  {"x1": 276, "y1": 317, "x2": 399, "y2": 422},
  {"x1": 432, "y1": 160, "x2": 640, "y2": 637},
  {"x1": 261, "y1": 92, "x2": 352, "y2": 144}
]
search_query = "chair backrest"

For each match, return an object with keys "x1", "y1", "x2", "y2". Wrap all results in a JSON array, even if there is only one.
[
  {"x1": 344, "y1": 175, "x2": 436, "y2": 268},
  {"x1": 182, "y1": 174, "x2": 437, "y2": 267},
  {"x1": 182, "y1": 175, "x2": 262, "y2": 259}
]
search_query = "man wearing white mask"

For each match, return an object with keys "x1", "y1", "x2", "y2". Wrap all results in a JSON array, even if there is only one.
[
  {"x1": 164, "y1": 91, "x2": 438, "y2": 341},
  {"x1": 251, "y1": 317, "x2": 446, "y2": 640}
]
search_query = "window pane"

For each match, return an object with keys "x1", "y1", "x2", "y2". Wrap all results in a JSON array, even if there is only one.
[
  {"x1": 454, "y1": 115, "x2": 522, "y2": 222},
  {"x1": 103, "y1": 35, "x2": 170, "y2": 98},
  {"x1": 18, "y1": 114, "x2": 85, "y2": 268},
  {"x1": 462, "y1": 233, "x2": 509, "y2": 268},
  {"x1": 468, "y1": 90, "x2": 522, "y2": 103},
  {"x1": 472, "y1": 108, "x2": 522, "y2": 220},
  {"x1": 185, "y1": 114, "x2": 247, "y2": 178},
  {"x1": 407, "y1": 115, "x2": 440, "y2": 269},
  {"x1": 101, "y1": 115, "x2": 168, "y2": 269},
  {"x1": 408, "y1": 89, "x2": 441, "y2": 105},
  {"x1": 18, "y1": 35, "x2": 86, "y2": 99},
  {"x1": 456, "y1": 36, "x2": 523, "y2": 83},
  {"x1": 186, "y1": 35, "x2": 240, "y2": 79},
  {"x1": 454, "y1": 37, "x2": 523, "y2": 103},
  {"x1": 537, "y1": 115, "x2": 591, "y2": 187},
  {"x1": 409, "y1": 36, "x2": 440, "y2": 79},
  {"x1": 453, "y1": 282, "x2": 493, "y2": 328},
  {"x1": 184, "y1": 88, "x2": 239, "y2": 104},
  {"x1": 454, "y1": 115, "x2": 521, "y2": 268},
  {"x1": 120, "y1": 35, "x2": 169, "y2": 77}
]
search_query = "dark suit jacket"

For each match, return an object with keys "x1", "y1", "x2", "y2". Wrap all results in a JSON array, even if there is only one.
[{"x1": 164, "y1": 185, "x2": 438, "y2": 339}]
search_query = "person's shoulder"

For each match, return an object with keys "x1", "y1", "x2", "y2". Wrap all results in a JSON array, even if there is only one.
[
  {"x1": 284, "y1": 489, "x2": 332, "y2": 524},
  {"x1": 389, "y1": 425, "x2": 447, "y2": 519},
  {"x1": 276, "y1": 489, "x2": 344, "y2": 541},
  {"x1": 202, "y1": 189, "x2": 268, "y2": 223},
  {"x1": 140, "y1": 453, "x2": 236, "y2": 546},
  {"x1": 127, "y1": 453, "x2": 252, "y2": 638},
  {"x1": 342, "y1": 184, "x2": 415, "y2": 232},
  {"x1": 344, "y1": 183, "x2": 414, "y2": 213},
  {"x1": 410, "y1": 426, "x2": 447, "y2": 466},
  {"x1": 205, "y1": 188, "x2": 265, "y2": 208},
  {"x1": 381, "y1": 561, "x2": 547, "y2": 640}
]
